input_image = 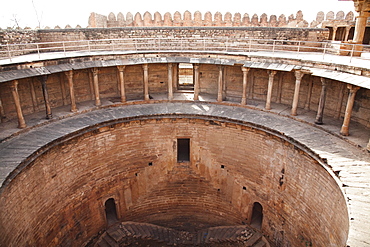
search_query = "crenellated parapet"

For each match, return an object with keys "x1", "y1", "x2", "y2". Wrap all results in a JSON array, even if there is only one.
[{"x1": 88, "y1": 10, "x2": 313, "y2": 28}]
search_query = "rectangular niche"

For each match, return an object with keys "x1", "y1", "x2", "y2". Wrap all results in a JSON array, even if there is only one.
[{"x1": 177, "y1": 138, "x2": 190, "y2": 162}]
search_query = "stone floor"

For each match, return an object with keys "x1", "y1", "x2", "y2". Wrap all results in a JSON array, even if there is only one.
[{"x1": 0, "y1": 96, "x2": 369, "y2": 246}]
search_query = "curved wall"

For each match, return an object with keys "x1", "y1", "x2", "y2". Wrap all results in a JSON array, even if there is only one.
[
  {"x1": 0, "y1": 116, "x2": 349, "y2": 247},
  {"x1": 0, "y1": 62, "x2": 369, "y2": 128}
]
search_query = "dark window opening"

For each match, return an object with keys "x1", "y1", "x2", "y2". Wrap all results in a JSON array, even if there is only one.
[
  {"x1": 348, "y1": 27, "x2": 355, "y2": 41},
  {"x1": 364, "y1": 27, "x2": 370, "y2": 45},
  {"x1": 177, "y1": 138, "x2": 190, "y2": 162},
  {"x1": 105, "y1": 198, "x2": 118, "y2": 226},
  {"x1": 251, "y1": 202, "x2": 263, "y2": 230},
  {"x1": 221, "y1": 165, "x2": 225, "y2": 169},
  {"x1": 148, "y1": 162, "x2": 153, "y2": 166}
]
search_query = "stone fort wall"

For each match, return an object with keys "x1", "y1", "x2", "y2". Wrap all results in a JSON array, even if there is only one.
[{"x1": 0, "y1": 117, "x2": 349, "y2": 247}]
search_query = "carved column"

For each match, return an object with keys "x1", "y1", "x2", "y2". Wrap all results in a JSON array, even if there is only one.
[
  {"x1": 143, "y1": 64, "x2": 150, "y2": 101},
  {"x1": 173, "y1": 64, "x2": 178, "y2": 93},
  {"x1": 65, "y1": 70, "x2": 78, "y2": 112},
  {"x1": 336, "y1": 83, "x2": 345, "y2": 119},
  {"x1": 39, "y1": 75, "x2": 52, "y2": 119},
  {"x1": 353, "y1": 15, "x2": 368, "y2": 43},
  {"x1": 194, "y1": 64, "x2": 200, "y2": 100},
  {"x1": 291, "y1": 71, "x2": 304, "y2": 116},
  {"x1": 241, "y1": 67, "x2": 250, "y2": 105},
  {"x1": 304, "y1": 78, "x2": 313, "y2": 110},
  {"x1": 344, "y1": 26, "x2": 352, "y2": 41},
  {"x1": 340, "y1": 85, "x2": 360, "y2": 136},
  {"x1": 0, "y1": 95, "x2": 5, "y2": 123},
  {"x1": 217, "y1": 66, "x2": 224, "y2": 102},
  {"x1": 276, "y1": 73, "x2": 283, "y2": 104},
  {"x1": 59, "y1": 73, "x2": 68, "y2": 105},
  {"x1": 314, "y1": 78, "x2": 328, "y2": 125},
  {"x1": 10, "y1": 80, "x2": 26, "y2": 128},
  {"x1": 92, "y1": 68, "x2": 101, "y2": 106},
  {"x1": 117, "y1": 66, "x2": 126, "y2": 103},
  {"x1": 332, "y1": 26, "x2": 338, "y2": 41},
  {"x1": 265, "y1": 70, "x2": 277, "y2": 110},
  {"x1": 29, "y1": 79, "x2": 38, "y2": 111},
  {"x1": 168, "y1": 63, "x2": 173, "y2": 100}
]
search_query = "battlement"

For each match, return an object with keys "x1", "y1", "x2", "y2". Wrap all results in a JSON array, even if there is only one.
[{"x1": 87, "y1": 10, "x2": 355, "y2": 29}]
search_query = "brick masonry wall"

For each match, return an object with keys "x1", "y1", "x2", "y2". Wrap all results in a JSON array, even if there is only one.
[
  {"x1": 0, "y1": 63, "x2": 369, "y2": 127},
  {"x1": 0, "y1": 118, "x2": 348, "y2": 247}
]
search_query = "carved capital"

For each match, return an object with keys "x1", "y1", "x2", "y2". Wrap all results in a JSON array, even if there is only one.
[
  {"x1": 92, "y1": 68, "x2": 99, "y2": 76},
  {"x1": 168, "y1": 63, "x2": 173, "y2": 69},
  {"x1": 142, "y1": 64, "x2": 148, "y2": 71},
  {"x1": 320, "y1": 77, "x2": 327, "y2": 86},
  {"x1": 117, "y1": 65, "x2": 126, "y2": 72},
  {"x1": 269, "y1": 70, "x2": 277, "y2": 77},
  {"x1": 347, "y1": 84, "x2": 361, "y2": 93},
  {"x1": 241, "y1": 67, "x2": 250, "y2": 73},
  {"x1": 294, "y1": 70, "x2": 305, "y2": 81},
  {"x1": 10, "y1": 80, "x2": 18, "y2": 90},
  {"x1": 64, "y1": 70, "x2": 73, "y2": 80}
]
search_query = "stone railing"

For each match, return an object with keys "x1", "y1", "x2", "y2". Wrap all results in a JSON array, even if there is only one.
[{"x1": 0, "y1": 37, "x2": 369, "y2": 64}]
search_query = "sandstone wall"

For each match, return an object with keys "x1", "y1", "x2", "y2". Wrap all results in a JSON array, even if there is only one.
[{"x1": 0, "y1": 117, "x2": 349, "y2": 247}]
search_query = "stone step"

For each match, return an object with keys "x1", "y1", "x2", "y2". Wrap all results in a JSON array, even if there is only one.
[
  {"x1": 244, "y1": 232, "x2": 262, "y2": 246},
  {"x1": 102, "y1": 234, "x2": 119, "y2": 247},
  {"x1": 94, "y1": 222, "x2": 267, "y2": 246},
  {"x1": 96, "y1": 237, "x2": 110, "y2": 247},
  {"x1": 253, "y1": 239, "x2": 267, "y2": 247}
]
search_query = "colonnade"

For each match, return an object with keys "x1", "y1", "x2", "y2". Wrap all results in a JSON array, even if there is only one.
[{"x1": 3, "y1": 63, "x2": 367, "y2": 149}]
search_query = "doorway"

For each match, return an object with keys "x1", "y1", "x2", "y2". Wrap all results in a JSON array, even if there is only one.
[
  {"x1": 178, "y1": 63, "x2": 194, "y2": 90},
  {"x1": 250, "y1": 202, "x2": 263, "y2": 230},
  {"x1": 105, "y1": 198, "x2": 118, "y2": 226}
]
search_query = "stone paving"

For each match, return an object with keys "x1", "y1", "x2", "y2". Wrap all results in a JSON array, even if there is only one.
[{"x1": 0, "y1": 100, "x2": 369, "y2": 246}]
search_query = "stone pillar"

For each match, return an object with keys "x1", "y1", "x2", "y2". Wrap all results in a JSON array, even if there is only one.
[
  {"x1": 344, "y1": 26, "x2": 352, "y2": 41},
  {"x1": 29, "y1": 79, "x2": 38, "y2": 111},
  {"x1": 314, "y1": 78, "x2": 328, "y2": 125},
  {"x1": 353, "y1": 15, "x2": 368, "y2": 43},
  {"x1": 168, "y1": 63, "x2": 173, "y2": 100},
  {"x1": 117, "y1": 66, "x2": 126, "y2": 103},
  {"x1": 143, "y1": 64, "x2": 150, "y2": 101},
  {"x1": 340, "y1": 85, "x2": 360, "y2": 136},
  {"x1": 173, "y1": 64, "x2": 178, "y2": 92},
  {"x1": 0, "y1": 95, "x2": 5, "y2": 123},
  {"x1": 367, "y1": 139, "x2": 370, "y2": 152},
  {"x1": 265, "y1": 70, "x2": 277, "y2": 110},
  {"x1": 39, "y1": 75, "x2": 52, "y2": 119},
  {"x1": 92, "y1": 68, "x2": 101, "y2": 106},
  {"x1": 304, "y1": 78, "x2": 313, "y2": 110},
  {"x1": 217, "y1": 66, "x2": 224, "y2": 102},
  {"x1": 291, "y1": 71, "x2": 304, "y2": 116},
  {"x1": 194, "y1": 64, "x2": 200, "y2": 100},
  {"x1": 241, "y1": 67, "x2": 250, "y2": 105},
  {"x1": 10, "y1": 80, "x2": 26, "y2": 128},
  {"x1": 65, "y1": 71, "x2": 78, "y2": 112},
  {"x1": 59, "y1": 73, "x2": 68, "y2": 105},
  {"x1": 332, "y1": 26, "x2": 338, "y2": 41}
]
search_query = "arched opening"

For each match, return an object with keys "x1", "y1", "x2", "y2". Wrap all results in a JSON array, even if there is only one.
[
  {"x1": 104, "y1": 198, "x2": 118, "y2": 226},
  {"x1": 250, "y1": 202, "x2": 263, "y2": 230}
]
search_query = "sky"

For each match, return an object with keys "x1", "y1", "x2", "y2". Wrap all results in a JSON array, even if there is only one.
[{"x1": 0, "y1": 0, "x2": 355, "y2": 29}]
